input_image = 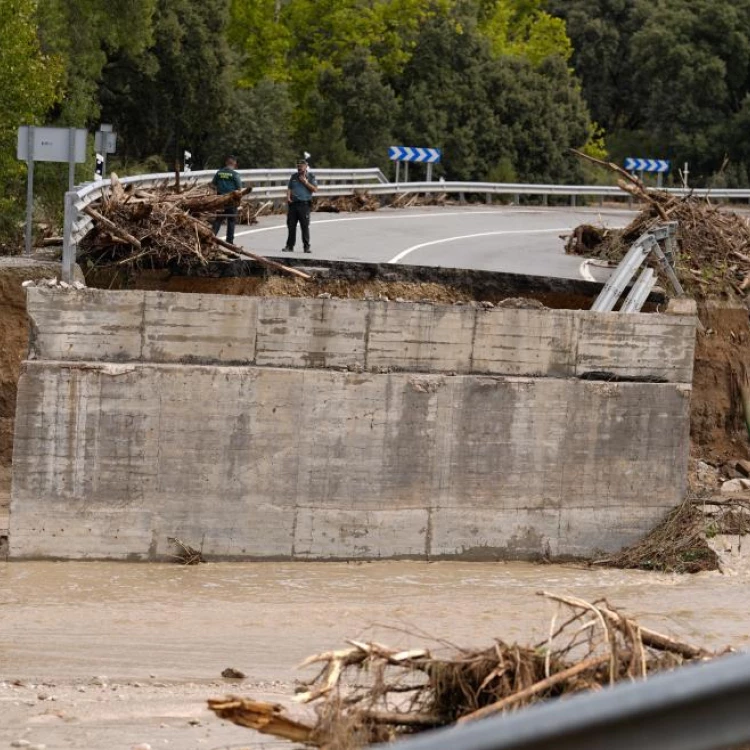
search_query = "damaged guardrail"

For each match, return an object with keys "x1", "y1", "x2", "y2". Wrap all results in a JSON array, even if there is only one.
[{"x1": 60, "y1": 168, "x2": 750, "y2": 281}]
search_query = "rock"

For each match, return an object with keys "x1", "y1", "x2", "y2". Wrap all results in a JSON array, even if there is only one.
[
  {"x1": 21, "y1": 280, "x2": 35, "y2": 288},
  {"x1": 43, "y1": 278, "x2": 58, "y2": 287},
  {"x1": 188, "y1": 719, "x2": 201, "y2": 726},
  {"x1": 720, "y1": 478, "x2": 750, "y2": 494},
  {"x1": 735, "y1": 460, "x2": 750, "y2": 478},
  {"x1": 90, "y1": 675, "x2": 108, "y2": 686},
  {"x1": 481, "y1": 301, "x2": 494, "y2": 308},
  {"x1": 221, "y1": 667, "x2": 245, "y2": 679},
  {"x1": 496, "y1": 297, "x2": 547, "y2": 310},
  {"x1": 395, "y1": 297, "x2": 406, "y2": 303},
  {"x1": 72, "y1": 281, "x2": 86, "y2": 290},
  {"x1": 10, "y1": 741, "x2": 31, "y2": 748},
  {"x1": 696, "y1": 461, "x2": 719, "y2": 485},
  {"x1": 316, "y1": 292, "x2": 332, "y2": 299}
]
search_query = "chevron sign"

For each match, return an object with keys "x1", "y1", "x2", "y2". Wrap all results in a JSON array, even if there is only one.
[
  {"x1": 624, "y1": 157, "x2": 671, "y2": 173},
  {"x1": 389, "y1": 146, "x2": 442, "y2": 163}
]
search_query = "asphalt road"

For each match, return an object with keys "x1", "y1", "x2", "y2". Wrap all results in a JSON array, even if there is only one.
[{"x1": 233, "y1": 205, "x2": 636, "y2": 281}]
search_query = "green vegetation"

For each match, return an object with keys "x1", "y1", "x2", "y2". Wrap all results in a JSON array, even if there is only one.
[{"x1": 3, "y1": 0, "x2": 750, "y2": 243}]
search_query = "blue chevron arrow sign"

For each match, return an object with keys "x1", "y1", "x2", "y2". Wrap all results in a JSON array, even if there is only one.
[
  {"x1": 389, "y1": 146, "x2": 442, "y2": 163},
  {"x1": 624, "y1": 157, "x2": 671, "y2": 173}
]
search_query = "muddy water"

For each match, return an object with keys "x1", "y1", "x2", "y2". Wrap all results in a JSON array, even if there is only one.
[
  {"x1": 1, "y1": 560, "x2": 749, "y2": 750},
  {"x1": 2, "y1": 560, "x2": 749, "y2": 681}
]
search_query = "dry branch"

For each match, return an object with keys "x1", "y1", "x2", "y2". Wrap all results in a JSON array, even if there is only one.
[{"x1": 208, "y1": 593, "x2": 726, "y2": 749}]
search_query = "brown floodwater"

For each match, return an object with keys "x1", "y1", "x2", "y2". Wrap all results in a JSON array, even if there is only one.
[{"x1": 2, "y1": 559, "x2": 749, "y2": 682}]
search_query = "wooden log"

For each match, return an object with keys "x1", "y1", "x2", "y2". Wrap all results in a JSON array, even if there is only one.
[
  {"x1": 207, "y1": 697, "x2": 317, "y2": 744},
  {"x1": 83, "y1": 205, "x2": 142, "y2": 250},
  {"x1": 183, "y1": 213, "x2": 311, "y2": 280},
  {"x1": 458, "y1": 654, "x2": 609, "y2": 722}
]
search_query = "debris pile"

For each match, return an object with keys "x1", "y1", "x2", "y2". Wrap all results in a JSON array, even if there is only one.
[
  {"x1": 594, "y1": 495, "x2": 750, "y2": 574},
  {"x1": 79, "y1": 175, "x2": 308, "y2": 279},
  {"x1": 316, "y1": 192, "x2": 381, "y2": 213},
  {"x1": 208, "y1": 592, "x2": 724, "y2": 748},
  {"x1": 566, "y1": 151, "x2": 750, "y2": 297}
]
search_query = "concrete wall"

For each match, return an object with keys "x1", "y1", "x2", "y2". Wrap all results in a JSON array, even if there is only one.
[{"x1": 11, "y1": 288, "x2": 697, "y2": 560}]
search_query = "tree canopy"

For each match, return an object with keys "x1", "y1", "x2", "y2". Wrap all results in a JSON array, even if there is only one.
[{"x1": 7, "y1": 0, "x2": 750, "y2": 241}]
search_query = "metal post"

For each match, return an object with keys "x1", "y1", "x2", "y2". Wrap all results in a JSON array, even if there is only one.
[
  {"x1": 542, "y1": 195, "x2": 548, "y2": 207},
  {"x1": 404, "y1": 162, "x2": 409, "y2": 182},
  {"x1": 591, "y1": 235, "x2": 654, "y2": 312},
  {"x1": 651, "y1": 241, "x2": 684, "y2": 296},
  {"x1": 620, "y1": 268, "x2": 656, "y2": 313},
  {"x1": 571, "y1": 194, "x2": 576, "y2": 207},
  {"x1": 426, "y1": 163, "x2": 433, "y2": 182},
  {"x1": 395, "y1": 161, "x2": 400, "y2": 184},
  {"x1": 657, "y1": 172, "x2": 663, "y2": 189},
  {"x1": 61, "y1": 191, "x2": 77, "y2": 283},
  {"x1": 25, "y1": 126, "x2": 35, "y2": 256},
  {"x1": 486, "y1": 193, "x2": 491, "y2": 205},
  {"x1": 68, "y1": 127, "x2": 76, "y2": 191}
]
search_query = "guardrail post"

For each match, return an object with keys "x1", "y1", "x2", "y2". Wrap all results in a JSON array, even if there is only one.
[
  {"x1": 459, "y1": 192, "x2": 466, "y2": 204},
  {"x1": 514, "y1": 194, "x2": 520, "y2": 205},
  {"x1": 542, "y1": 194, "x2": 548, "y2": 207},
  {"x1": 571, "y1": 194, "x2": 577, "y2": 207},
  {"x1": 485, "y1": 193, "x2": 491, "y2": 205},
  {"x1": 61, "y1": 190, "x2": 77, "y2": 283}
]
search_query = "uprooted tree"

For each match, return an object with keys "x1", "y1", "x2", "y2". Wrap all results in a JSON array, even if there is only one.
[{"x1": 208, "y1": 592, "x2": 728, "y2": 748}]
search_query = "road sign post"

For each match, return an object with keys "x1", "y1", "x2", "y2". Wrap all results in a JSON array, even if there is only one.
[
  {"x1": 94, "y1": 124, "x2": 117, "y2": 180},
  {"x1": 624, "y1": 157, "x2": 671, "y2": 188},
  {"x1": 388, "y1": 146, "x2": 442, "y2": 183},
  {"x1": 17, "y1": 125, "x2": 87, "y2": 256}
]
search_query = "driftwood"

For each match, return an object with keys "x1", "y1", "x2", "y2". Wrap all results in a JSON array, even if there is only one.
[
  {"x1": 79, "y1": 174, "x2": 308, "y2": 280},
  {"x1": 207, "y1": 593, "x2": 727, "y2": 749},
  {"x1": 567, "y1": 151, "x2": 750, "y2": 297}
]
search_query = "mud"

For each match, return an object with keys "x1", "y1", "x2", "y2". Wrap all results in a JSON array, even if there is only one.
[{"x1": 1, "y1": 559, "x2": 749, "y2": 750}]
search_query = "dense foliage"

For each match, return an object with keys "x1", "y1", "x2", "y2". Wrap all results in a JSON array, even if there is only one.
[{"x1": 4, "y1": 0, "x2": 750, "y2": 239}]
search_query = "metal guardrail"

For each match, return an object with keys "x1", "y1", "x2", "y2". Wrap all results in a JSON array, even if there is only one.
[
  {"x1": 59, "y1": 167, "x2": 750, "y2": 281},
  {"x1": 376, "y1": 651, "x2": 750, "y2": 750}
]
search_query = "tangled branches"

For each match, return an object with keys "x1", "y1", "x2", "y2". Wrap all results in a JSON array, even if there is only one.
[{"x1": 208, "y1": 593, "x2": 724, "y2": 749}]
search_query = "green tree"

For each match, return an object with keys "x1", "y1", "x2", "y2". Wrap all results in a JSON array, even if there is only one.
[
  {"x1": 207, "y1": 79, "x2": 296, "y2": 168},
  {"x1": 301, "y1": 47, "x2": 398, "y2": 168},
  {"x1": 37, "y1": 0, "x2": 155, "y2": 125},
  {"x1": 99, "y1": 0, "x2": 235, "y2": 167},
  {"x1": 0, "y1": 0, "x2": 61, "y2": 236},
  {"x1": 396, "y1": 8, "x2": 590, "y2": 182},
  {"x1": 478, "y1": 0, "x2": 572, "y2": 64}
]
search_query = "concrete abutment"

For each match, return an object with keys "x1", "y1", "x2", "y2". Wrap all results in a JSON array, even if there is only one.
[{"x1": 10, "y1": 287, "x2": 697, "y2": 561}]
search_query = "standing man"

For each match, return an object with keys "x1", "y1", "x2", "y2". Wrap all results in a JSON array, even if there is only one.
[
  {"x1": 283, "y1": 158, "x2": 318, "y2": 253},
  {"x1": 211, "y1": 155, "x2": 242, "y2": 245}
]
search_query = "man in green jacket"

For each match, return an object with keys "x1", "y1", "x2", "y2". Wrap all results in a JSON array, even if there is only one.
[{"x1": 211, "y1": 155, "x2": 242, "y2": 244}]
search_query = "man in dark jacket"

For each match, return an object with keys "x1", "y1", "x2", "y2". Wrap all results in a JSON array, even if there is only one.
[
  {"x1": 282, "y1": 159, "x2": 318, "y2": 253},
  {"x1": 211, "y1": 155, "x2": 242, "y2": 244}
]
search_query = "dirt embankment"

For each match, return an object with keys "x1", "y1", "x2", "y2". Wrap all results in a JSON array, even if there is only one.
[{"x1": 0, "y1": 260, "x2": 71, "y2": 522}]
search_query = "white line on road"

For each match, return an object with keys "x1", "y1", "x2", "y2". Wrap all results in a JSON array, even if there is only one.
[
  {"x1": 579, "y1": 259, "x2": 596, "y2": 282},
  {"x1": 387, "y1": 229, "x2": 573, "y2": 264}
]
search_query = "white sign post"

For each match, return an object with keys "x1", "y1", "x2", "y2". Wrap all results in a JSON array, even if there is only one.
[
  {"x1": 94, "y1": 124, "x2": 117, "y2": 179},
  {"x1": 17, "y1": 126, "x2": 87, "y2": 256}
]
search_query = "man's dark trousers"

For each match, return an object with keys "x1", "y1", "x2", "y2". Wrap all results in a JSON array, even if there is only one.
[
  {"x1": 286, "y1": 201, "x2": 311, "y2": 249},
  {"x1": 213, "y1": 205, "x2": 238, "y2": 245}
]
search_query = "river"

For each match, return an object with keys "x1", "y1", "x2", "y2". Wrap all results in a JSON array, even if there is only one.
[{"x1": 1, "y1": 559, "x2": 749, "y2": 750}]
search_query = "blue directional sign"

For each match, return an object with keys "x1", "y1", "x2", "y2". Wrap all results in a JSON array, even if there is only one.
[
  {"x1": 624, "y1": 157, "x2": 670, "y2": 173},
  {"x1": 389, "y1": 146, "x2": 442, "y2": 163}
]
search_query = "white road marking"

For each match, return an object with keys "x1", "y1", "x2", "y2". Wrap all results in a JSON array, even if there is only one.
[
  {"x1": 579, "y1": 259, "x2": 596, "y2": 282},
  {"x1": 233, "y1": 209, "x2": 547, "y2": 238},
  {"x1": 387, "y1": 229, "x2": 573, "y2": 264}
]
